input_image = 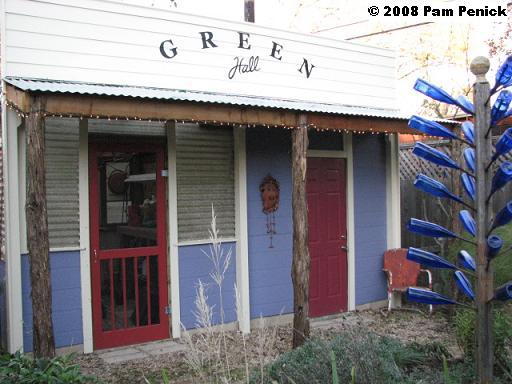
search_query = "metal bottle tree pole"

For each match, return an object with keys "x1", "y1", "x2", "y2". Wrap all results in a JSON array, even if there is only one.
[{"x1": 404, "y1": 55, "x2": 512, "y2": 383}]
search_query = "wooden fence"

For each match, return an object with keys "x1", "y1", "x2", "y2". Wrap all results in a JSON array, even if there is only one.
[{"x1": 400, "y1": 139, "x2": 512, "y2": 249}]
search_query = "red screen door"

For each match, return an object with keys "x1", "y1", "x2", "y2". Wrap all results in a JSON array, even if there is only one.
[
  {"x1": 307, "y1": 157, "x2": 348, "y2": 318},
  {"x1": 89, "y1": 143, "x2": 169, "y2": 349}
]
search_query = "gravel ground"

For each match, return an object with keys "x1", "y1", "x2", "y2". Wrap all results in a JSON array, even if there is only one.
[{"x1": 74, "y1": 309, "x2": 459, "y2": 383}]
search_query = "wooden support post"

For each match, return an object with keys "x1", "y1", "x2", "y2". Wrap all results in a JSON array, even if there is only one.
[
  {"x1": 25, "y1": 96, "x2": 55, "y2": 358},
  {"x1": 291, "y1": 114, "x2": 310, "y2": 348},
  {"x1": 244, "y1": 0, "x2": 255, "y2": 22},
  {"x1": 471, "y1": 57, "x2": 493, "y2": 384}
]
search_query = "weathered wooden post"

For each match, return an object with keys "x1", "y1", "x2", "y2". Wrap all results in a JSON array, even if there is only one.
[
  {"x1": 25, "y1": 95, "x2": 55, "y2": 358},
  {"x1": 244, "y1": 0, "x2": 255, "y2": 22},
  {"x1": 471, "y1": 56, "x2": 494, "y2": 384},
  {"x1": 291, "y1": 114, "x2": 310, "y2": 348}
]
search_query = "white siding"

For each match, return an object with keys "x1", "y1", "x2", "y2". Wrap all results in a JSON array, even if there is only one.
[
  {"x1": 176, "y1": 123, "x2": 235, "y2": 241},
  {"x1": 45, "y1": 118, "x2": 79, "y2": 248},
  {"x1": 3, "y1": 0, "x2": 397, "y2": 110}
]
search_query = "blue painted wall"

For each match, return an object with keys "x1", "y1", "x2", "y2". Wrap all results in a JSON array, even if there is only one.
[
  {"x1": 246, "y1": 131, "x2": 388, "y2": 315},
  {"x1": 0, "y1": 260, "x2": 6, "y2": 350},
  {"x1": 21, "y1": 251, "x2": 83, "y2": 352},
  {"x1": 179, "y1": 243, "x2": 237, "y2": 329},
  {"x1": 353, "y1": 135, "x2": 388, "y2": 305},
  {"x1": 247, "y1": 128, "x2": 294, "y2": 319},
  {"x1": 12, "y1": 133, "x2": 388, "y2": 352}
]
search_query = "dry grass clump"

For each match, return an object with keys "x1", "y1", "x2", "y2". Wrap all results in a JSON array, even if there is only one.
[{"x1": 181, "y1": 208, "x2": 280, "y2": 383}]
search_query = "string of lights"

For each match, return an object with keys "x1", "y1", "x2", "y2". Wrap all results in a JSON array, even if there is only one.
[{"x1": 5, "y1": 99, "x2": 406, "y2": 136}]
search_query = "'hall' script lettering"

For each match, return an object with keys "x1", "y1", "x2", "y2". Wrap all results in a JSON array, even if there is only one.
[{"x1": 228, "y1": 56, "x2": 261, "y2": 79}]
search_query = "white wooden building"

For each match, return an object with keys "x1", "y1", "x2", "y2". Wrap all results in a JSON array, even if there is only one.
[{"x1": 0, "y1": 0, "x2": 407, "y2": 353}]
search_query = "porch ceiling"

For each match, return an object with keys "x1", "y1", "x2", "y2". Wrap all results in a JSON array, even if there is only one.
[{"x1": 4, "y1": 77, "x2": 454, "y2": 134}]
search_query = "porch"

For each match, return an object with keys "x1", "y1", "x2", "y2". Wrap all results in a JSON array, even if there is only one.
[{"x1": 2, "y1": 79, "x2": 407, "y2": 352}]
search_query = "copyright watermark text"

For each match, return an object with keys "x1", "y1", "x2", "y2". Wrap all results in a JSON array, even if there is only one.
[{"x1": 366, "y1": 1, "x2": 509, "y2": 22}]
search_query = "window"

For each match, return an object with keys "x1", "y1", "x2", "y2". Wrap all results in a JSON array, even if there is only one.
[
  {"x1": 175, "y1": 124, "x2": 235, "y2": 241},
  {"x1": 45, "y1": 118, "x2": 79, "y2": 248}
]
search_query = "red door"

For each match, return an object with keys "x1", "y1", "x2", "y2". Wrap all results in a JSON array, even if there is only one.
[
  {"x1": 307, "y1": 157, "x2": 348, "y2": 318},
  {"x1": 89, "y1": 143, "x2": 169, "y2": 349}
]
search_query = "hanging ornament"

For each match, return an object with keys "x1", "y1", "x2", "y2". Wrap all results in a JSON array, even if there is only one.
[
  {"x1": 260, "y1": 175, "x2": 280, "y2": 248},
  {"x1": 107, "y1": 169, "x2": 128, "y2": 195}
]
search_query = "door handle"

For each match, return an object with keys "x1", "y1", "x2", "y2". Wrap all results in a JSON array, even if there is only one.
[
  {"x1": 93, "y1": 249, "x2": 98, "y2": 263},
  {"x1": 341, "y1": 246, "x2": 348, "y2": 251}
]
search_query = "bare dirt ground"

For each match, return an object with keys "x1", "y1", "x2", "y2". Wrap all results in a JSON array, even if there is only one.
[{"x1": 75, "y1": 309, "x2": 459, "y2": 384}]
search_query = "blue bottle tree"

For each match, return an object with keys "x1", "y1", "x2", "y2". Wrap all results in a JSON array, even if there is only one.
[{"x1": 405, "y1": 56, "x2": 512, "y2": 383}]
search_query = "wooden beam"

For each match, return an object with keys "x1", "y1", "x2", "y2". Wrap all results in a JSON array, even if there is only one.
[
  {"x1": 5, "y1": 86, "x2": 424, "y2": 134},
  {"x1": 25, "y1": 95, "x2": 55, "y2": 358},
  {"x1": 307, "y1": 113, "x2": 415, "y2": 134},
  {"x1": 44, "y1": 94, "x2": 299, "y2": 127},
  {"x1": 5, "y1": 84, "x2": 31, "y2": 113},
  {"x1": 291, "y1": 114, "x2": 310, "y2": 348}
]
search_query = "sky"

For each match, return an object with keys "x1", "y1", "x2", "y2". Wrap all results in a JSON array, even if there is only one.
[{"x1": 116, "y1": 0, "x2": 511, "y2": 115}]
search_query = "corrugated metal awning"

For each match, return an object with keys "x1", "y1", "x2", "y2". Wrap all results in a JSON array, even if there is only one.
[
  {"x1": 5, "y1": 76, "x2": 410, "y2": 120},
  {"x1": 4, "y1": 77, "x2": 458, "y2": 134}
]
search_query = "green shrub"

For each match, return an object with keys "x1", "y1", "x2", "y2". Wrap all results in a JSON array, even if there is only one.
[
  {"x1": 407, "y1": 341, "x2": 451, "y2": 363},
  {"x1": 249, "y1": 328, "x2": 448, "y2": 384},
  {"x1": 455, "y1": 308, "x2": 512, "y2": 362},
  {"x1": 0, "y1": 352, "x2": 98, "y2": 384}
]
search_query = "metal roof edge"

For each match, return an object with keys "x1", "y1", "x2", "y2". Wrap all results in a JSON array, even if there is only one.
[{"x1": 3, "y1": 76, "x2": 459, "y2": 125}]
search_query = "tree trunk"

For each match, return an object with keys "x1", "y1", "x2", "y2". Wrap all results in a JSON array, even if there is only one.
[
  {"x1": 25, "y1": 96, "x2": 55, "y2": 358},
  {"x1": 291, "y1": 115, "x2": 310, "y2": 348}
]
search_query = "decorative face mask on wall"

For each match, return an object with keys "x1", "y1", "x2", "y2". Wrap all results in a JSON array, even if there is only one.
[
  {"x1": 260, "y1": 175, "x2": 280, "y2": 247},
  {"x1": 260, "y1": 175, "x2": 280, "y2": 213}
]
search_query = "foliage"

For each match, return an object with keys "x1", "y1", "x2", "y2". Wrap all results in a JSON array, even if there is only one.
[
  {"x1": 407, "y1": 341, "x2": 451, "y2": 363},
  {"x1": 0, "y1": 352, "x2": 98, "y2": 384},
  {"x1": 454, "y1": 308, "x2": 512, "y2": 362},
  {"x1": 180, "y1": 208, "x2": 279, "y2": 383},
  {"x1": 143, "y1": 369, "x2": 170, "y2": 384},
  {"x1": 442, "y1": 355, "x2": 455, "y2": 384},
  {"x1": 446, "y1": 226, "x2": 512, "y2": 286},
  {"x1": 249, "y1": 328, "x2": 448, "y2": 384},
  {"x1": 329, "y1": 350, "x2": 339, "y2": 384},
  {"x1": 434, "y1": 225, "x2": 512, "y2": 306}
]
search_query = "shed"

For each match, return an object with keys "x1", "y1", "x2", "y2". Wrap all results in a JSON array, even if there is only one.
[{"x1": 0, "y1": 0, "x2": 412, "y2": 353}]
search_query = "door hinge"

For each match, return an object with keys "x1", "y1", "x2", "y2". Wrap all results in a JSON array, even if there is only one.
[
  {"x1": 164, "y1": 306, "x2": 172, "y2": 315},
  {"x1": 161, "y1": 169, "x2": 169, "y2": 177}
]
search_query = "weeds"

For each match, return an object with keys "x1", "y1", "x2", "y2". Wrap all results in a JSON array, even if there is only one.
[
  {"x1": 455, "y1": 308, "x2": 512, "y2": 363},
  {"x1": 330, "y1": 350, "x2": 339, "y2": 384},
  {"x1": 0, "y1": 352, "x2": 98, "y2": 384},
  {"x1": 181, "y1": 207, "x2": 279, "y2": 383}
]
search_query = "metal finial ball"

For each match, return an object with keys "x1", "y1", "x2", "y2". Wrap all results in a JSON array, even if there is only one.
[{"x1": 470, "y1": 56, "x2": 490, "y2": 75}]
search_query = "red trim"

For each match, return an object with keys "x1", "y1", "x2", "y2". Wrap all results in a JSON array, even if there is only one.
[
  {"x1": 99, "y1": 247, "x2": 160, "y2": 259},
  {"x1": 89, "y1": 143, "x2": 169, "y2": 350},
  {"x1": 109, "y1": 259, "x2": 115, "y2": 329},
  {"x1": 122, "y1": 258, "x2": 127, "y2": 329},
  {"x1": 134, "y1": 257, "x2": 140, "y2": 327},
  {"x1": 146, "y1": 255, "x2": 151, "y2": 324}
]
